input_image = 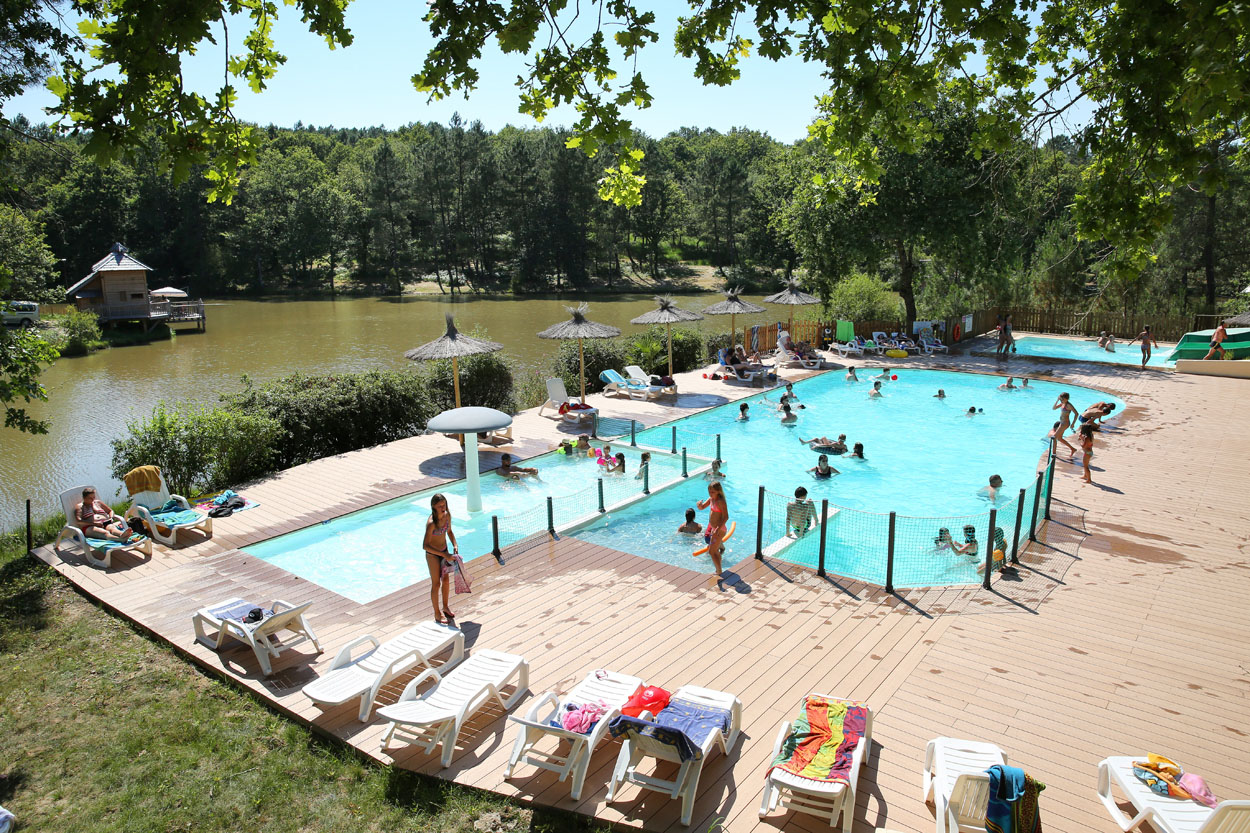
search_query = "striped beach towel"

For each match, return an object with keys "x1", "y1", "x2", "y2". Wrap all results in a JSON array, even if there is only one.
[{"x1": 767, "y1": 696, "x2": 867, "y2": 783}]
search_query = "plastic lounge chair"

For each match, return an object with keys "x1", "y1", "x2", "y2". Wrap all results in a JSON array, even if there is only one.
[
  {"x1": 192, "y1": 597, "x2": 322, "y2": 677},
  {"x1": 923, "y1": 737, "x2": 1008, "y2": 833},
  {"x1": 626, "y1": 365, "x2": 676, "y2": 394},
  {"x1": 124, "y1": 467, "x2": 212, "y2": 546},
  {"x1": 893, "y1": 332, "x2": 922, "y2": 353},
  {"x1": 718, "y1": 350, "x2": 763, "y2": 386},
  {"x1": 920, "y1": 327, "x2": 950, "y2": 354},
  {"x1": 872, "y1": 331, "x2": 898, "y2": 350},
  {"x1": 539, "y1": 377, "x2": 598, "y2": 422},
  {"x1": 302, "y1": 622, "x2": 465, "y2": 722},
  {"x1": 1097, "y1": 756, "x2": 1248, "y2": 833},
  {"x1": 480, "y1": 426, "x2": 513, "y2": 447},
  {"x1": 378, "y1": 649, "x2": 529, "y2": 767},
  {"x1": 855, "y1": 336, "x2": 882, "y2": 355},
  {"x1": 606, "y1": 685, "x2": 742, "y2": 825},
  {"x1": 53, "y1": 485, "x2": 153, "y2": 569},
  {"x1": 505, "y1": 668, "x2": 643, "y2": 799},
  {"x1": 600, "y1": 368, "x2": 660, "y2": 400},
  {"x1": 831, "y1": 340, "x2": 864, "y2": 358},
  {"x1": 759, "y1": 695, "x2": 873, "y2": 831}
]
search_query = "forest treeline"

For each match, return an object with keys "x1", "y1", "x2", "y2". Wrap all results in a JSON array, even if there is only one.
[{"x1": 3, "y1": 105, "x2": 1248, "y2": 320}]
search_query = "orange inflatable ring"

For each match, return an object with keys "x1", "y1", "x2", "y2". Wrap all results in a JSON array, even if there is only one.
[
  {"x1": 693, "y1": 521, "x2": 736, "y2": 556},
  {"x1": 952, "y1": 322, "x2": 962, "y2": 342}
]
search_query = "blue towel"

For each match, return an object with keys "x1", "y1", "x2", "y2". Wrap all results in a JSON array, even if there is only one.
[
  {"x1": 151, "y1": 509, "x2": 202, "y2": 527},
  {"x1": 212, "y1": 489, "x2": 237, "y2": 506},
  {"x1": 986, "y1": 764, "x2": 1027, "y2": 833},
  {"x1": 84, "y1": 534, "x2": 144, "y2": 551},
  {"x1": 609, "y1": 715, "x2": 701, "y2": 761},
  {"x1": 608, "y1": 700, "x2": 732, "y2": 761}
]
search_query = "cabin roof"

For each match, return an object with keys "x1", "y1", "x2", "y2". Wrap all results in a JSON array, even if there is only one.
[{"x1": 66, "y1": 243, "x2": 154, "y2": 297}]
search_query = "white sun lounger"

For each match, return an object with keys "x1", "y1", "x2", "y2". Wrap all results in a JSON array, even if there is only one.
[
  {"x1": 539, "y1": 377, "x2": 598, "y2": 422},
  {"x1": 302, "y1": 622, "x2": 465, "y2": 722},
  {"x1": 505, "y1": 668, "x2": 643, "y2": 800},
  {"x1": 378, "y1": 649, "x2": 529, "y2": 767},
  {"x1": 831, "y1": 340, "x2": 864, "y2": 358},
  {"x1": 53, "y1": 485, "x2": 153, "y2": 569},
  {"x1": 923, "y1": 737, "x2": 1008, "y2": 833},
  {"x1": 124, "y1": 467, "x2": 212, "y2": 546},
  {"x1": 1097, "y1": 756, "x2": 1248, "y2": 833},
  {"x1": 605, "y1": 685, "x2": 742, "y2": 826},
  {"x1": 627, "y1": 365, "x2": 676, "y2": 394},
  {"x1": 759, "y1": 695, "x2": 873, "y2": 831},
  {"x1": 192, "y1": 597, "x2": 322, "y2": 676}
]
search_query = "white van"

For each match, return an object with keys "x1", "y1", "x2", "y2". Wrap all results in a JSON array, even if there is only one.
[{"x1": 1, "y1": 301, "x2": 40, "y2": 327}]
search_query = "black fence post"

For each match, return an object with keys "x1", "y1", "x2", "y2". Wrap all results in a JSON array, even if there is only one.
[
  {"x1": 1011, "y1": 488, "x2": 1025, "y2": 564},
  {"x1": 671, "y1": 425, "x2": 677, "y2": 454},
  {"x1": 754, "y1": 486, "x2": 765, "y2": 560},
  {"x1": 643, "y1": 463, "x2": 650, "y2": 495},
  {"x1": 885, "y1": 512, "x2": 896, "y2": 594},
  {"x1": 716, "y1": 433, "x2": 722, "y2": 460},
  {"x1": 817, "y1": 500, "x2": 828, "y2": 578},
  {"x1": 26, "y1": 498, "x2": 33, "y2": 553},
  {"x1": 983, "y1": 508, "x2": 997, "y2": 589},
  {"x1": 547, "y1": 496, "x2": 555, "y2": 537},
  {"x1": 597, "y1": 480, "x2": 605, "y2": 513},
  {"x1": 630, "y1": 419, "x2": 637, "y2": 447},
  {"x1": 1028, "y1": 471, "x2": 1043, "y2": 541},
  {"x1": 491, "y1": 516, "x2": 502, "y2": 562},
  {"x1": 681, "y1": 447, "x2": 688, "y2": 478},
  {"x1": 1044, "y1": 451, "x2": 1057, "y2": 521},
  {"x1": 591, "y1": 412, "x2": 599, "y2": 439}
]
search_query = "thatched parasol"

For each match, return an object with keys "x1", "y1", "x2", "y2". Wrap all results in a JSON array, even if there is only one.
[
  {"x1": 701, "y1": 287, "x2": 766, "y2": 354},
  {"x1": 405, "y1": 313, "x2": 503, "y2": 409},
  {"x1": 630, "y1": 295, "x2": 703, "y2": 378},
  {"x1": 762, "y1": 278, "x2": 820, "y2": 335},
  {"x1": 537, "y1": 304, "x2": 622, "y2": 402}
]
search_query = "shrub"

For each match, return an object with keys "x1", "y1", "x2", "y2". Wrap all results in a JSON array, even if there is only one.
[
  {"x1": 513, "y1": 367, "x2": 549, "y2": 411},
  {"x1": 704, "y1": 330, "x2": 733, "y2": 363},
  {"x1": 623, "y1": 327, "x2": 706, "y2": 375},
  {"x1": 58, "y1": 309, "x2": 103, "y2": 356},
  {"x1": 417, "y1": 350, "x2": 517, "y2": 414},
  {"x1": 624, "y1": 333, "x2": 665, "y2": 376},
  {"x1": 222, "y1": 371, "x2": 436, "y2": 469},
  {"x1": 823, "y1": 272, "x2": 903, "y2": 322},
  {"x1": 111, "y1": 403, "x2": 281, "y2": 497},
  {"x1": 552, "y1": 338, "x2": 626, "y2": 396}
]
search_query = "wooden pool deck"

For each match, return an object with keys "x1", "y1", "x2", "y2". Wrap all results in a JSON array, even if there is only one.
[{"x1": 33, "y1": 341, "x2": 1250, "y2": 833}]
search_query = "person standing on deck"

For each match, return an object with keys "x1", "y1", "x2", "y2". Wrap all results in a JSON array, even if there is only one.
[
  {"x1": 696, "y1": 481, "x2": 729, "y2": 577},
  {"x1": 423, "y1": 494, "x2": 458, "y2": 624}
]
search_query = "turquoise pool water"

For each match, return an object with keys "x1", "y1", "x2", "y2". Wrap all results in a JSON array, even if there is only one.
[
  {"x1": 1009, "y1": 335, "x2": 1174, "y2": 368},
  {"x1": 570, "y1": 369, "x2": 1123, "y2": 584},
  {"x1": 243, "y1": 444, "x2": 684, "y2": 603}
]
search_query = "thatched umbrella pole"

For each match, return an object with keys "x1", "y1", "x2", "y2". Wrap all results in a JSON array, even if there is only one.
[
  {"x1": 404, "y1": 313, "x2": 503, "y2": 409},
  {"x1": 631, "y1": 296, "x2": 704, "y2": 377},
  {"x1": 538, "y1": 304, "x2": 621, "y2": 403}
]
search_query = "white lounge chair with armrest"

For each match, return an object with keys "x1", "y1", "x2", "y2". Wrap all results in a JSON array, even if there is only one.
[
  {"x1": 605, "y1": 685, "x2": 743, "y2": 826},
  {"x1": 872, "y1": 331, "x2": 898, "y2": 350},
  {"x1": 123, "y1": 466, "x2": 212, "y2": 546},
  {"x1": 600, "y1": 368, "x2": 661, "y2": 400},
  {"x1": 759, "y1": 695, "x2": 873, "y2": 832},
  {"x1": 378, "y1": 649, "x2": 529, "y2": 767},
  {"x1": 506, "y1": 668, "x2": 644, "y2": 799},
  {"x1": 923, "y1": 737, "x2": 1008, "y2": 833},
  {"x1": 480, "y1": 426, "x2": 513, "y2": 446},
  {"x1": 920, "y1": 327, "x2": 950, "y2": 354},
  {"x1": 302, "y1": 622, "x2": 465, "y2": 721},
  {"x1": 831, "y1": 340, "x2": 863, "y2": 358},
  {"x1": 854, "y1": 335, "x2": 882, "y2": 355},
  {"x1": 1097, "y1": 756, "x2": 1248, "y2": 833},
  {"x1": 717, "y1": 350, "x2": 764, "y2": 386},
  {"x1": 53, "y1": 485, "x2": 153, "y2": 569},
  {"x1": 893, "y1": 332, "x2": 922, "y2": 353},
  {"x1": 538, "y1": 377, "x2": 598, "y2": 422},
  {"x1": 192, "y1": 597, "x2": 322, "y2": 676},
  {"x1": 626, "y1": 365, "x2": 676, "y2": 394}
]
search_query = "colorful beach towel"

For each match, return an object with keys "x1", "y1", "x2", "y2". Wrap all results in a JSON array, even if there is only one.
[
  {"x1": 985, "y1": 764, "x2": 1045, "y2": 833},
  {"x1": 442, "y1": 554, "x2": 472, "y2": 594},
  {"x1": 767, "y1": 696, "x2": 867, "y2": 783}
]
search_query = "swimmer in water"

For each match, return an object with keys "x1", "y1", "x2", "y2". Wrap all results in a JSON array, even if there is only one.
[
  {"x1": 998, "y1": 377, "x2": 1016, "y2": 390},
  {"x1": 780, "y1": 403, "x2": 798, "y2": 424},
  {"x1": 934, "y1": 389, "x2": 946, "y2": 398},
  {"x1": 869, "y1": 381, "x2": 883, "y2": 398},
  {"x1": 809, "y1": 454, "x2": 839, "y2": 479},
  {"x1": 846, "y1": 366, "x2": 859, "y2": 382},
  {"x1": 737, "y1": 402, "x2": 750, "y2": 421}
]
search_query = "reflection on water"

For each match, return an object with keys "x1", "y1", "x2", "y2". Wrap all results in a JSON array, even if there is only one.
[{"x1": 0, "y1": 293, "x2": 782, "y2": 529}]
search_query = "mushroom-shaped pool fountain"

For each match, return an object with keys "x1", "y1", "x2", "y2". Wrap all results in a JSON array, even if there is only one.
[{"x1": 427, "y1": 406, "x2": 513, "y2": 514}]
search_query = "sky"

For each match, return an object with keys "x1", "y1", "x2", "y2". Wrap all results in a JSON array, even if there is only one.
[{"x1": 11, "y1": 2, "x2": 837, "y2": 143}]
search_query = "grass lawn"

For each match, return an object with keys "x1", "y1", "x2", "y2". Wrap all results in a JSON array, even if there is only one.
[{"x1": 0, "y1": 525, "x2": 602, "y2": 833}]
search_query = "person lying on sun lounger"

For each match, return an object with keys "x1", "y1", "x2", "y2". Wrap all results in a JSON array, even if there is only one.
[{"x1": 74, "y1": 486, "x2": 133, "y2": 542}]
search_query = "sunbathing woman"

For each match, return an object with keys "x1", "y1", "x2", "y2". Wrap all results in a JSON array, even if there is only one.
[
  {"x1": 1052, "y1": 392, "x2": 1079, "y2": 458},
  {"x1": 696, "y1": 481, "x2": 730, "y2": 576},
  {"x1": 74, "y1": 487, "x2": 133, "y2": 542},
  {"x1": 423, "y1": 493, "x2": 458, "y2": 623}
]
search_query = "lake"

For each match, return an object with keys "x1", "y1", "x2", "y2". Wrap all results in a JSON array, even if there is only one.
[{"x1": 1, "y1": 293, "x2": 791, "y2": 530}]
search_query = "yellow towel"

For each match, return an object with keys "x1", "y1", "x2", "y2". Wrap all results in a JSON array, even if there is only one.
[{"x1": 124, "y1": 465, "x2": 164, "y2": 495}]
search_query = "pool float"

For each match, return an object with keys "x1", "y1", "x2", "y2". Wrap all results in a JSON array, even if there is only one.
[
  {"x1": 885, "y1": 348, "x2": 908, "y2": 358},
  {"x1": 693, "y1": 521, "x2": 736, "y2": 556}
]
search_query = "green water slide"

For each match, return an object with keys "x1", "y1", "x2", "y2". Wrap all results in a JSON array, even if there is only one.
[{"x1": 1167, "y1": 327, "x2": 1250, "y2": 361}]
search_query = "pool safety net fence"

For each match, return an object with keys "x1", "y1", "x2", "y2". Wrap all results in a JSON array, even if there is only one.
[
  {"x1": 490, "y1": 444, "x2": 714, "y2": 558},
  {"x1": 758, "y1": 445, "x2": 1056, "y2": 590}
]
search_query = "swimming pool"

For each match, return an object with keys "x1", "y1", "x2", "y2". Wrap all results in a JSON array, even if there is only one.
[
  {"x1": 243, "y1": 444, "x2": 687, "y2": 603},
  {"x1": 570, "y1": 369, "x2": 1123, "y2": 584},
  {"x1": 1008, "y1": 335, "x2": 1174, "y2": 368}
]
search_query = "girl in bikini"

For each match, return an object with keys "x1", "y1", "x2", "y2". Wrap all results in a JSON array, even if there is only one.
[
  {"x1": 696, "y1": 481, "x2": 729, "y2": 576},
  {"x1": 1079, "y1": 422, "x2": 1095, "y2": 483},
  {"x1": 423, "y1": 493, "x2": 459, "y2": 624},
  {"x1": 1052, "y1": 392, "x2": 1079, "y2": 458}
]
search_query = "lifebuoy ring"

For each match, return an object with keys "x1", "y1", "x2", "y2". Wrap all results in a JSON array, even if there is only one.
[{"x1": 952, "y1": 322, "x2": 962, "y2": 342}]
